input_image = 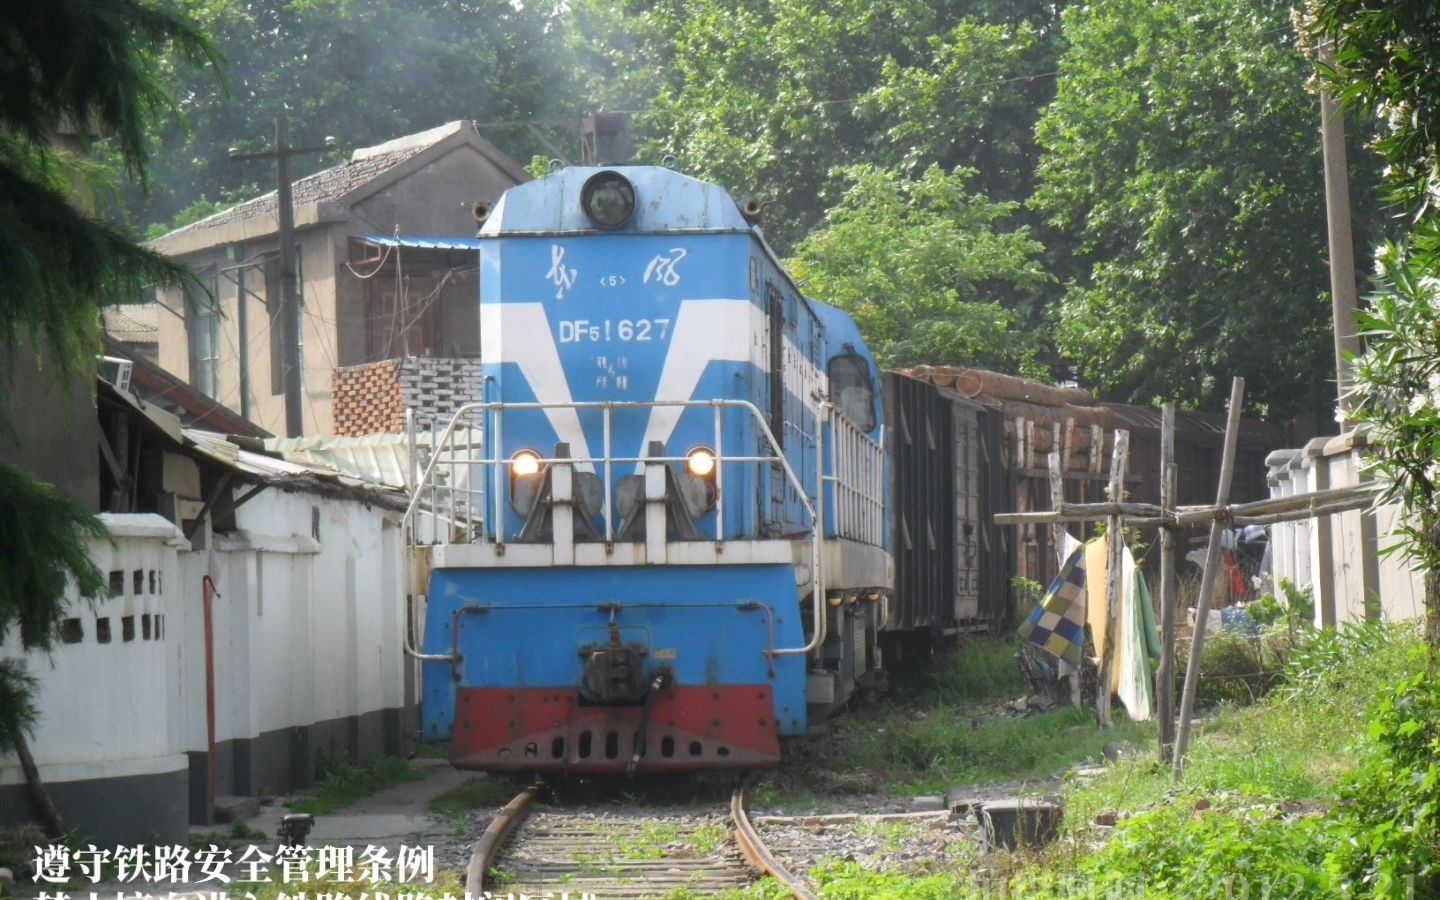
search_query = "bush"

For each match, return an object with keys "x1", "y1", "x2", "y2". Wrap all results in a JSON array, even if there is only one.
[
  {"x1": 1079, "y1": 800, "x2": 1335, "y2": 898},
  {"x1": 1325, "y1": 652, "x2": 1440, "y2": 898},
  {"x1": 1178, "y1": 629, "x2": 1299, "y2": 707}
]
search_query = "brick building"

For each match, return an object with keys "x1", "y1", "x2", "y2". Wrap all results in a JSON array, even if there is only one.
[{"x1": 141, "y1": 121, "x2": 527, "y2": 437}]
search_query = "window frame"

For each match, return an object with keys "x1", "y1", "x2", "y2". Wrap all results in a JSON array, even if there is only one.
[
  {"x1": 187, "y1": 266, "x2": 221, "y2": 398},
  {"x1": 827, "y1": 351, "x2": 877, "y2": 433}
]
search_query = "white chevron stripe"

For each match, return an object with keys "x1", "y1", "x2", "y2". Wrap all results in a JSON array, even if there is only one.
[
  {"x1": 634, "y1": 299, "x2": 753, "y2": 471},
  {"x1": 480, "y1": 303, "x2": 596, "y2": 471}
]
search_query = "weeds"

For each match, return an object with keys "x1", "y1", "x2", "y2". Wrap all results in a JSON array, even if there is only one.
[
  {"x1": 851, "y1": 819, "x2": 926, "y2": 853},
  {"x1": 289, "y1": 749, "x2": 423, "y2": 816},
  {"x1": 830, "y1": 704, "x2": 1152, "y2": 794},
  {"x1": 688, "y1": 823, "x2": 726, "y2": 856},
  {"x1": 1025, "y1": 622, "x2": 1432, "y2": 898},
  {"x1": 428, "y1": 776, "x2": 513, "y2": 823},
  {"x1": 908, "y1": 636, "x2": 1024, "y2": 707}
]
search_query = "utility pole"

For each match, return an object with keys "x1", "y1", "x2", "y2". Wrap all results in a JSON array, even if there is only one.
[
  {"x1": 230, "y1": 116, "x2": 332, "y2": 437},
  {"x1": 1319, "y1": 42, "x2": 1361, "y2": 424}
]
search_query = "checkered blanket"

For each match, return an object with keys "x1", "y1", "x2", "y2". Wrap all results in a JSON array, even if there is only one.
[{"x1": 1017, "y1": 544, "x2": 1088, "y2": 667}]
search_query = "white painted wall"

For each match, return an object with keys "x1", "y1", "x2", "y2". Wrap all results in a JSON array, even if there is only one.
[
  {"x1": 0, "y1": 515, "x2": 189, "y2": 789},
  {"x1": 202, "y1": 487, "x2": 407, "y2": 757},
  {"x1": 1268, "y1": 439, "x2": 1424, "y2": 625},
  {"x1": 1, "y1": 486, "x2": 410, "y2": 822}
]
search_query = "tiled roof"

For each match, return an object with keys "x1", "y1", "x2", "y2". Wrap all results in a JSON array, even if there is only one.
[
  {"x1": 103, "y1": 302, "x2": 160, "y2": 341},
  {"x1": 154, "y1": 121, "x2": 472, "y2": 242}
]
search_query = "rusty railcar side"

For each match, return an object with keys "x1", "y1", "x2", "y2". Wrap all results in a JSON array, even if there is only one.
[{"x1": 883, "y1": 372, "x2": 1010, "y2": 638}]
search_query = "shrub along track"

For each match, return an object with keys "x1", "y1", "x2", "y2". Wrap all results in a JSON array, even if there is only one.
[{"x1": 466, "y1": 781, "x2": 815, "y2": 899}]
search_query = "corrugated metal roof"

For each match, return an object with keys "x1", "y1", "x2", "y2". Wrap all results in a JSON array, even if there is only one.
[
  {"x1": 264, "y1": 430, "x2": 483, "y2": 492},
  {"x1": 353, "y1": 235, "x2": 483, "y2": 251}
]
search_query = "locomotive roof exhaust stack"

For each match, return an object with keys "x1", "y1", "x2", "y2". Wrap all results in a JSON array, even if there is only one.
[{"x1": 581, "y1": 111, "x2": 632, "y2": 166}]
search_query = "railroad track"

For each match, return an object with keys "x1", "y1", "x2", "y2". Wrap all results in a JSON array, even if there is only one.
[{"x1": 465, "y1": 782, "x2": 816, "y2": 899}]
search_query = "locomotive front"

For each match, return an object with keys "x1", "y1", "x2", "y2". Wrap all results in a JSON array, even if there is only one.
[{"x1": 415, "y1": 165, "x2": 888, "y2": 774}]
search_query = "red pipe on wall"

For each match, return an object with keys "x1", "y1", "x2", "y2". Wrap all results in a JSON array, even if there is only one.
[{"x1": 202, "y1": 575, "x2": 219, "y2": 820}]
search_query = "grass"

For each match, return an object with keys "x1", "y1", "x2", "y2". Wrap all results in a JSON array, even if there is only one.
[
  {"x1": 288, "y1": 750, "x2": 425, "y2": 816},
  {"x1": 739, "y1": 625, "x2": 1431, "y2": 897},
  {"x1": 248, "y1": 870, "x2": 465, "y2": 899},
  {"x1": 833, "y1": 704, "x2": 1153, "y2": 795},
  {"x1": 414, "y1": 740, "x2": 451, "y2": 760},
  {"x1": 792, "y1": 635, "x2": 1153, "y2": 796},
  {"x1": 427, "y1": 776, "x2": 514, "y2": 827},
  {"x1": 1002, "y1": 623, "x2": 1428, "y2": 896},
  {"x1": 911, "y1": 635, "x2": 1025, "y2": 706}
]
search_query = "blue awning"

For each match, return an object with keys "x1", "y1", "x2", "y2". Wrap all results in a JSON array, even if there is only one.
[{"x1": 352, "y1": 234, "x2": 482, "y2": 251}]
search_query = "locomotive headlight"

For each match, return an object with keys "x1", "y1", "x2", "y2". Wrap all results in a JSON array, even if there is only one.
[
  {"x1": 686, "y1": 447, "x2": 717, "y2": 478},
  {"x1": 580, "y1": 170, "x2": 636, "y2": 229},
  {"x1": 510, "y1": 450, "x2": 542, "y2": 478}
]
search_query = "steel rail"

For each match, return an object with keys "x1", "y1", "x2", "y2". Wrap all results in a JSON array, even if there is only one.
[
  {"x1": 730, "y1": 783, "x2": 818, "y2": 900},
  {"x1": 465, "y1": 781, "x2": 541, "y2": 897}
]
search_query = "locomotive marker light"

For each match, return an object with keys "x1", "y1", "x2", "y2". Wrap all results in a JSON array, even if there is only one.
[
  {"x1": 511, "y1": 450, "x2": 542, "y2": 478},
  {"x1": 580, "y1": 170, "x2": 636, "y2": 229},
  {"x1": 509, "y1": 450, "x2": 544, "y2": 517},
  {"x1": 686, "y1": 447, "x2": 717, "y2": 478}
]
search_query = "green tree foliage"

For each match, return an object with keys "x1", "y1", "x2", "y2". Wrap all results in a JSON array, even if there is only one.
[
  {"x1": 791, "y1": 165, "x2": 1048, "y2": 373},
  {"x1": 567, "y1": 0, "x2": 1063, "y2": 253},
  {"x1": 129, "y1": 0, "x2": 575, "y2": 233},
  {"x1": 1346, "y1": 247, "x2": 1440, "y2": 648},
  {"x1": 0, "y1": 0, "x2": 217, "y2": 751},
  {"x1": 1033, "y1": 0, "x2": 1379, "y2": 419},
  {"x1": 1, "y1": 0, "x2": 219, "y2": 404},
  {"x1": 0, "y1": 466, "x2": 110, "y2": 653}
]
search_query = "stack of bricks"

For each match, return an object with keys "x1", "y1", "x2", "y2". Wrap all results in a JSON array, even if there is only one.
[
  {"x1": 397, "y1": 358, "x2": 485, "y2": 421},
  {"x1": 332, "y1": 359, "x2": 405, "y2": 436},
  {"x1": 332, "y1": 357, "x2": 486, "y2": 437}
]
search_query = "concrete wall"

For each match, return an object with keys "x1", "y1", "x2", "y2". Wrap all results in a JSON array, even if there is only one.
[
  {"x1": 0, "y1": 514, "x2": 190, "y2": 845},
  {"x1": 0, "y1": 485, "x2": 411, "y2": 843},
  {"x1": 1, "y1": 342, "x2": 100, "y2": 509},
  {"x1": 351, "y1": 144, "x2": 512, "y2": 237},
  {"x1": 1268, "y1": 434, "x2": 1424, "y2": 626}
]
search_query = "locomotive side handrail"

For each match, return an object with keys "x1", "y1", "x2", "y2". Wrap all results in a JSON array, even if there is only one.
[{"x1": 825, "y1": 411, "x2": 885, "y2": 546}]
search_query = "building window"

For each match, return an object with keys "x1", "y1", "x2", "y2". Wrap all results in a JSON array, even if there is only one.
[
  {"x1": 366, "y1": 274, "x2": 438, "y2": 361},
  {"x1": 187, "y1": 266, "x2": 221, "y2": 398}
]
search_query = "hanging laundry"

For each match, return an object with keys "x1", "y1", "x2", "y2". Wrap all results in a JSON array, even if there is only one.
[
  {"x1": 1017, "y1": 532, "x2": 1161, "y2": 721},
  {"x1": 1017, "y1": 543, "x2": 1089, "y2": 668}
]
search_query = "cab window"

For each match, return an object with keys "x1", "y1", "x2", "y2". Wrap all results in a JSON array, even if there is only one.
[{"x1": 828, "y1": 353, "x2": 876, "y2": 432}]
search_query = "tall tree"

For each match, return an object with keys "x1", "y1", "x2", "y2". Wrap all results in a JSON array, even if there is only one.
[
  {"x1": 791, "y1": 164, "x2": 1049, "y2": 373},
  {"x1": 1032, "y1": 0, "x2": 1382, "y2": 420},
  {"x1": 566, "y1": 0, "x2": 1065, "y2": 253},
  {"x1": 130, "y1": 0, "x2": 576, "y2": 233},
  {"x1": 0, "y1": 0, "x2": 219, "y2": 832}
]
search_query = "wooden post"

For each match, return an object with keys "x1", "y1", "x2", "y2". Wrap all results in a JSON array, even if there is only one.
[
  {"x1": 1156, "y1": 402, "x2": 1178, "y2": 759},
  {"x1": 1048, "y1": 447, "x2": 1065, "y2": 566},
  {"x1": 1174, "y1": 378, "x2": 1245, "y2": 779},
  {"x1": 1097, "y1": 429, "x2": 1130, "y2": 729}
]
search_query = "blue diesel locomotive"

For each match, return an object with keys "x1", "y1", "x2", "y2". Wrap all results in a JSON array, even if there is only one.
[{"x1": 410, "y1": 165, "x2": 915, "y2": 774}]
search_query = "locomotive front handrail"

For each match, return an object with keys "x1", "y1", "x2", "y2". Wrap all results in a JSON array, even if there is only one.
[
  {"x1": 403, "y1": 398, "x2": 831, "y2": 659},
  {"x1": 402, "y1": 399, "x2": 817, "y2": 540}
]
